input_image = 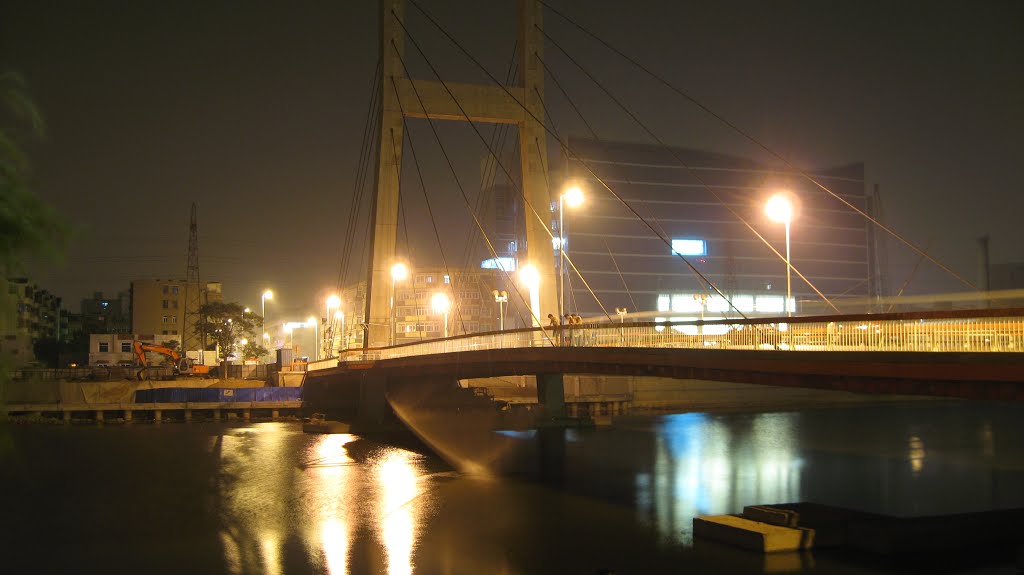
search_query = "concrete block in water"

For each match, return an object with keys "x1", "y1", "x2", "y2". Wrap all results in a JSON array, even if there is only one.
[{"x1": 694, "y1": 515, "x2": 812, "y2": 553}]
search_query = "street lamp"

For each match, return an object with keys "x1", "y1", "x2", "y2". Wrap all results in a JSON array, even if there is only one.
[
  {"x1": 519, "y1": 264, "x2": 540, "y2": 327},
  {"x1": 326, "y1": 294, "x2": 340, "y2": 357},
  {"x1": 765, "y1": 194, "x2": 794, "y2": 317},
  {"x1": 390, "y1": 262, "x2": 408, "y2": 346},
  {"x1": 431, "y1": 292, "x2": 451, "y2": 338},
  {"x1": 335, "y1": 310, "x2": 346, "y2": 351},
  {"x1": 261, "y1": 290, "x2": 273, "y2": 359},
  {"x1": 307, "y1": 316, "x2": 318, "y2": 361},
  {"x1": 492, "y1": 290, "x2": 508, "y2": 331},
  {"x1": 559, "y1": 184, "x2": 585, "y2": 325}
]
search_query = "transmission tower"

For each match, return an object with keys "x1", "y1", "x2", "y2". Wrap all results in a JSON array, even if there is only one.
[{"x1": 183, "y1": 203, "x2": 202, "y2": 354}]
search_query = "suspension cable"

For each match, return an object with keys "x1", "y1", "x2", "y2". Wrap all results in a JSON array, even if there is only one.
[
  {"x1": 389, "y1": 42, "x2": 544, "y2": 339},
  {"x1": 536, "y1": 31, "x2": 839, "y2": 313},
  {"x1": 335, "y1": 58, "x2": 382, "y2": 291},
  {"x1": 537, "y1": 0, "x2": 977, "y2": 292},
  {"x1": 401, "y1": 0, "x2": 745, "y2": 317}
]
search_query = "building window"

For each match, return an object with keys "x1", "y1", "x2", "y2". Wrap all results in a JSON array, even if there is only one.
[
  {"x1": 121, "y1": 342, "x2": 131, "y2": 353},
  {"x1": 171, "y1": 316, "x2": 177, "y2": 324},
  {"x1": 162, "y1": 285, "x2": 168, "y2": 294},
  {"x1": 171, "y1": 330, "x2": 177, "y2": 335},
  {"x1": 162, "y1": 330, "x2": 168, "y2": 335},
  {"x1": 671, "y1": 238, "x2": 707, "y2": 256},
  {"x1": 99, "y1": 342, "x2": 109, "y2": 352},
  {"x1": 172, "y1": 300, "x2": 178, "y2": 309},
  {"x1": 172, "y1": 286, "x2": 179, "y2": 295},
  {"x1": 162, "y1": 300, "x2": 169, "y2": 309},
  {"x1": 444, "y1": 275, "x2": 450, "y2": 284}
]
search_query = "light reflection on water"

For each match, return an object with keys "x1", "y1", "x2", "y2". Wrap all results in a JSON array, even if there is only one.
[
  {"x1": 214, "y1": 423, "x2": 431, "y2": 575},
  {"x1": 4, "y1": 402, "x2": 1024, "y2": 573},
  {"x1": 646, "y1": 412, "x2": 803, "y2": 543}
]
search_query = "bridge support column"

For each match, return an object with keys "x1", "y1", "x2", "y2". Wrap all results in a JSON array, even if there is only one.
[
  {"x1": 354, "y1": 373, "x2": 393, "y2": 432},
  {"x1": 536, "y1": 373, "x2": 566, "y2": 419}
]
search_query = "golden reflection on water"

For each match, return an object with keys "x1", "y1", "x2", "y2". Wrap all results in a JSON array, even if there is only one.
[
  {"x1": 647, "y1": 413, "x2": 803, "y2": 543},
  {"x1": 214, "y1": 424, "x2": 430, "y2": 575},
  {"x1": 309, "y1": 433, "x2": 355, "y2": 575},
  {"x1": 374, "y1": 449, "x2": 421, "y2": 575},
  {"x1": 908, "y1": 435, "x2": 926, "y2": 475}
]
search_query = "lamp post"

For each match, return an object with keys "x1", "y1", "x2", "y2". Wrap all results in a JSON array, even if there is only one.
[
  {"x1": 559, "y1": 184, "x2": 584, "y2": 325},
  {"x1": 492, "y1": 290, "x2": 508, "y2": 331},
  {"x1": 261, "y1": 290, "x2": 273, "y2": 361},
  {"x1": 326, "y1": 294, "x2": 340, "y2": 357},
  {"x1": 431, "y1": 292, "x2": 451, "y2": 338},
  {"x1": 390, "y1": 263, "x2": 408, "y2": 346},
  {"x1": 307, "y1": 316, "x2": 318, "y2": 361},
  {"x1": 335, "y1": 310, "x2": 346, "y2": 351},
  {"x1": 765, "y1": 194, "x2": 794, "y2": 318}
]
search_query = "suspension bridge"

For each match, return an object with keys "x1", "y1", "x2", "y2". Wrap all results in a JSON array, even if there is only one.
[{"x1": 305, "y1": 0, "x2": 1023, "y2": 427}]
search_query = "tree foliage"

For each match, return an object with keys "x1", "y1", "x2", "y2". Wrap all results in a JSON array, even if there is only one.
[
  {"x1": 1, "y1": 70, "x2": 66, "y2": 395},
  {"x1": 194, "y1": 301, "x2": 263, "y2": 361},
  {"x1": 0, "y1": 71, "x2": 66, "y2": 278}
]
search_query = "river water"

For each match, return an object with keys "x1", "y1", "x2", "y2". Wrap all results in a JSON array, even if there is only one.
[{"x1": 2, "y1": 398, "x2": 1023, "y2": 574}]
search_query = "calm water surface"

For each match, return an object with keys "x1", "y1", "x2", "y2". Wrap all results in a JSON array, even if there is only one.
[{"x1": 2, "y1": 400, "x2": 1023, "y2": 574}]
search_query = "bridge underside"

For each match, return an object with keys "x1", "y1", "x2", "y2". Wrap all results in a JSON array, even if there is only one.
[{"x1": 303, "y1": 348, "x2": 1024, "y2": 421}]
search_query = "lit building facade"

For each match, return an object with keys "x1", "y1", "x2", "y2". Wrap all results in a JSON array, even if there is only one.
[
  {"x1": 557, "y1": 138, "x2": 881, "y2": 319},
  {"x1": 130, "y1": 279, "x2": 222, "y2": 339}
]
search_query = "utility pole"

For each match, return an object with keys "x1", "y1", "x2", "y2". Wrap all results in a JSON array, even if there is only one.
[{"x1": 183, "y1": 203, "x2": 203, "y2": 360}]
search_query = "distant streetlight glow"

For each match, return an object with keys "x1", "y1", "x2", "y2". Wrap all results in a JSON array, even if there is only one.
[
  {"x1": 390, "y1": 262, "x2": 409, "y2": 346},
  {"x1": 559, "y1": 184, "x2": 585, "y2": 325},
  {"x1": 431, "y1": 292, "x2": 451, "y2": 338},
  {"x1": 325, "y1": 294, "x2": 341, "y2": 358},
  {"x1": 261, "y1": 290, "x2": 273, "y2": 361},
  {"x1": 307, "y1": 316, "x2": 318, "y2": 360},
  {"x1": 765, "y1": 194, "x2": 795, "y2": 318},
  {"x1": 492, "y1": 289, "x2": 508, "y2": 331}
]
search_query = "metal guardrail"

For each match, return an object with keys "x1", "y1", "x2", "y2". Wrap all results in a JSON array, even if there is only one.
[{"x1": 305, "y1": 309, "x2": 1024, "y2": 370}]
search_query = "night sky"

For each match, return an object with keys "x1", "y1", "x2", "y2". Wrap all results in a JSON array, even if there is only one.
[{"x1": 4, "y1": 1, "x2": 1022, "y2": 319}]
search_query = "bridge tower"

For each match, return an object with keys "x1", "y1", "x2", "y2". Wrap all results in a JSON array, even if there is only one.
[{"x1": 365, "y1": 0, "x2": 556, "y2": 348}]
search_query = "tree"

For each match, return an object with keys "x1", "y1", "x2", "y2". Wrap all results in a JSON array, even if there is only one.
[
  {"x1": 1, "y1": 71, "x2": 66, "y2": 404},
  {"x1": 193, "y1": 301, "x2": 263, "y2": 362},
  {"x1": 240, "y1": 340, "x2": 269, "y2": 362},
  {"x1": 164, "y1": 339, "x2": 180, "y2": 351}
]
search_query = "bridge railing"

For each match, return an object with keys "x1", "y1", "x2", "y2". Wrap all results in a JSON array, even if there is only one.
[{"x1": 311, "y1": 308, "x2": 1024, "y2": 367}]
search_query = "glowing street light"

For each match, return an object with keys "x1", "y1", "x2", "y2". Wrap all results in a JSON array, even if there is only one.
[
  {"x1": 431, "y1": 292, "x2": 451, "y2": 338},
  {"x1": 492, "y1": 289, "x2": 508, "y2": 331},
  {"x1": 390, "y1": 263, "x2": 409, "y2": 346},
  {"x1": 325, "y1": 294, "x2": 341, "y2": 357},
  {"x1": 765, "y1": 194, "x2": 794, "y2": 317},
  {"x1": 519, "y1": 264, "x2": 540, "y2": 328},
  {"x1": 334, "y1": 310, "x2": 346, "y2": 351},
  {"x1": 307, "y1": 316, "x2": 318, "y2": 361},
  {"x1": 261, "y1": 290, "x2": 273, "y2": 360},
  {"x1": 559, "y1": 184, "x2": 585, "y2": 325}
]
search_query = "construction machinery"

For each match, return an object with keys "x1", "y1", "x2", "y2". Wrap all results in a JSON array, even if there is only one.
[{"x1": 131, "y1": 340, "x2": 211, "y2": 380}]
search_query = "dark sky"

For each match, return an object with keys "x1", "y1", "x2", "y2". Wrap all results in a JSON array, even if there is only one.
[{"x1": 4, "y1": 1, "x2": 1023, "y2": 318}]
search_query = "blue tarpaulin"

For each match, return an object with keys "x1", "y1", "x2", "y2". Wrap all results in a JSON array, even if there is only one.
[{"x1": 134, "y1": 387, "x2": 302, "y2": 403}]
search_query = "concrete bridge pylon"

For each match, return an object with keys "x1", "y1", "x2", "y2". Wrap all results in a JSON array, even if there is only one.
[{"x1": 364, "y1": 0, "x2": 557, "y2": 349}]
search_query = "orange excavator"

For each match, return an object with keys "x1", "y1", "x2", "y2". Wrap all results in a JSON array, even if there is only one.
[{"x1": 131, "y1": 340, "x2": 211, "y2": 380}]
